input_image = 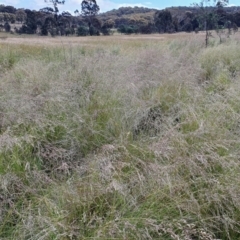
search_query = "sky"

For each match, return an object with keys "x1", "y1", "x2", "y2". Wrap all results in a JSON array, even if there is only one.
[{"x1": 0, "y1": 0, "x2": 238, "y2": 13}]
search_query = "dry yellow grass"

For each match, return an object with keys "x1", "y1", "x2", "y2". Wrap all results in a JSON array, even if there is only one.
[{"x1": 0, "y1": 32, "x2": 205, "y2": 46}]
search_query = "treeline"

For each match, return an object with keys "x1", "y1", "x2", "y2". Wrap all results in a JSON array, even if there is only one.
[
  {"x1": 105, "y1": 6, "x2": 240, "y2": 34},
  {"x1": 0, "y1": 4, "x2": 240, "y2": 36},
  {"x1": 0, "y1": 3, "x2": 114, "y2": 36},
  {"x1": 158, "y1": 6, "x2": 240, "y2": 33}
]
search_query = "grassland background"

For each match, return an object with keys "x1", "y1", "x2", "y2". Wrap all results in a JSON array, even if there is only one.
[{"x1": 1, "y1": 32, "x2": 240, "y2": 239}]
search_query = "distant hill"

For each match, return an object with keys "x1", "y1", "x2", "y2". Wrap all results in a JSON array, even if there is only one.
[
  {"x1": 97, "y1": 5, "x2": 240, "y2": 34},
  {"x1": 100, "y1": 6, "x2": 156, "y2": 17},
  {"x1": 99, "y1": 5, "x2": 240, "y2": 20}
]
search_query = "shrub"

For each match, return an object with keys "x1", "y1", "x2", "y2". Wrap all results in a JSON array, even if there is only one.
[
  {"x1": 4, "y1": 22, "x2": 10, "y2": 32},
  {"x1": 77, "y1": 26, "x2": 88, "y2": 36}
]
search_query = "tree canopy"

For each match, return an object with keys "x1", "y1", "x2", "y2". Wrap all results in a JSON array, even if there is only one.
[
  {"x1": 154, "y1": 10, "x2": 173, "y2": 33},
  {"x1": 44, "y1": 0, "x2": 65, "y2": 15},
  {"x1": 81, "y1": 0, "x2": 100, "y2": 17}
]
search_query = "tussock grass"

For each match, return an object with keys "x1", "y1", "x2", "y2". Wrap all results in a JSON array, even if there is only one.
[{"x1": 1, "y1": 33, "x2": 240, "y2": 239}]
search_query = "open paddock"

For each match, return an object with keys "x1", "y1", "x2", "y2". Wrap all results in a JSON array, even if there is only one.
[{"x1": 1, "y1": 31, "x2": 240, "y2": 239}]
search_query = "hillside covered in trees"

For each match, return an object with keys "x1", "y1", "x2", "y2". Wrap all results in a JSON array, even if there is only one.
[{"x1": 0, "y1": 3, "x2": 240, "y2": 36}]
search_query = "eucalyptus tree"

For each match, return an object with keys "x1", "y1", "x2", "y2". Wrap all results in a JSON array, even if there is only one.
[
  {"x1": 193, "y1": 0, "x2": 229, "y2": 46},
  {"x1": 154, "y1": 10, "x2": 173, "y2": 33},
  {"x1": 81, "y1": 0, "x2": 100, "y2": 35},
  {"x1": 41, "y1": 0, "x2": 65, "y2": 35},
  {"x1": 44, "y1": 0, "x2": 65, "y2": 22}
]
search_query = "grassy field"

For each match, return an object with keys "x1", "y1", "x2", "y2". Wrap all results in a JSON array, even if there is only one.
[{"x1": 1, "y1": 32, "x2": 240, "y2": 239}]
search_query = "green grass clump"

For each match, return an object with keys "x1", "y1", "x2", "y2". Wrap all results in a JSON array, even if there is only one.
[
  {"x1": 200, "y1": 43, "x2": 240, "y2": 81},
  {"x1": 1, "y1": 34, "x2": 240, "y2": 239}
]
